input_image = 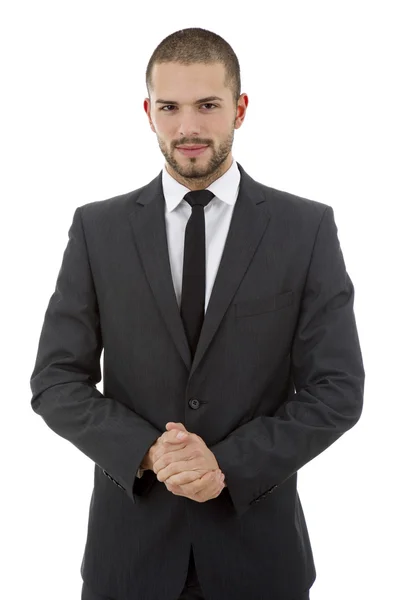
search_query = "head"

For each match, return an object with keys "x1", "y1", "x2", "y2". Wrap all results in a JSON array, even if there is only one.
[{"x1": 144, "y1": 28, "x2": 248, "y2": 189}]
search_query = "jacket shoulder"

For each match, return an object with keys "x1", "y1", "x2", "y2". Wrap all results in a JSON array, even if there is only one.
[
  {"x1": 76, "y1": 185, "x2": 146, "y2": 220},
  {"x1": 260, "y1": 182, "x2": 330, "y2": 216},
  {"x1": 250, "y1": 180, "x2": 334, "y2": 238}
]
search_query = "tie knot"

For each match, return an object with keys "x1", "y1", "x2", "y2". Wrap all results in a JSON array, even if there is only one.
[{"x1": 183, "y1": 189, "x2": 215, "y2": 209}]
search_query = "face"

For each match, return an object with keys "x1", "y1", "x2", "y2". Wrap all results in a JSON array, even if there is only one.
[{"x1": 144, "y1": 61, "x2": 248, "y2": 189}]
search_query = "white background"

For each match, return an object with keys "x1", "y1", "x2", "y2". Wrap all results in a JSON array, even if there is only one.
[{"x1": 1, "y1": 1, "x2": 399, "y2": 598}]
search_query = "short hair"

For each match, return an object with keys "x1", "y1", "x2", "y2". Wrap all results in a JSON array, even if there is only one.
[{"x1": 145, "y1": 27, "x2": 241, "y2": 106}]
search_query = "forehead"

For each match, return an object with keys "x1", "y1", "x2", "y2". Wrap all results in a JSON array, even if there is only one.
[{"x1": 151, "y1": 61, "x2": 228, "y2": 99}]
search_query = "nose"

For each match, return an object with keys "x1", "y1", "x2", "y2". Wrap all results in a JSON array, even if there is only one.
[{"x1": 178, "y1": 109, "x2": 201, "y2": 138}]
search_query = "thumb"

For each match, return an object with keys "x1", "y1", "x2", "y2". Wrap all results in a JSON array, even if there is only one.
[
  {"x1": 165, "y1": 422, "x2": 187, "y2": 432},
  {"x1": 165, "y1": 422, "x2": 188, "y2": 439}
]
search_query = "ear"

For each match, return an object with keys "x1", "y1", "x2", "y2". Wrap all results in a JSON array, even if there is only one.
[{"x1": 143, "y1": 98, "x2": 155, "y2": 132}]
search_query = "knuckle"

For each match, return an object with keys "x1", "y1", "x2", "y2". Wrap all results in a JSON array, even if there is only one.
[
  {"x1": 160, "y1": 467, "x2": 170, "y2": 480},
  {"x1": 195, "y1": 491, "x2": 205, "y2": 503},
  {"x1": 171, "y1": 473, "x2": 184, "y2": 485}
]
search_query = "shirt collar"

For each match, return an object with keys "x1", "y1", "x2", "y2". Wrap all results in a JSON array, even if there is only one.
[{"x1": 162, "y1": 157, "x2": 241, "y2": 213}]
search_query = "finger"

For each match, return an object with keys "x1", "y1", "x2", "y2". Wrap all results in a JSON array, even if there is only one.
[
  {"x1": 210, "y1": 470, "x2": 224, "y2": 495},
  {"x1": 162, "y1": 429, "x2": 188, "y2": 444},
  {"x1": 215, "y1": 473, "x2": 226, "y2": 496},
  {"x1": 156, "y1": 459, "x2": 197, "y2": 483},
  {"x1": 165, "y1": 472, "x2": 201, "y2": 497},
  {"x1": 157, "y1": 459, "x2": 200, "y2": 482},
  {"x1": 159, "y1": 433, "x2": 186, "y2": 447},
  {"x1": 166, "y1": 469, "x2": 206, "y2": 487},
  {"x1": 165, "y1": 422, "x2": 187, "y2": 432},
  {"x1": 196, "y1": 470, "x2": 224, "y2": 501},
  {"x1": 152, "y1": 444, "x2": 188, "y2": 474},
  {"x1": 173, "y1": 471, "x2": 223, "y2": 503},
  {"x1": 185, "y1": 470, "x2": 213, "y2": 496},
  {"x1": 153, "y1": 441, "x2": 185, "y2": 464},
  {"x1": 193, "y1": 471, "x2": 217, "y2": 502},
  {"x1": 174, "y1": 469, "x2": 210, "y2": 497},
  {"x1": 165, "y1": 481, "x2": 185, "y2": 496},
  {"x1": 153, "y1": 446, "x2": 195, "y2": 474},
  {"x1": 209, "y1": 475, "x2": 225, "y2": 500}
]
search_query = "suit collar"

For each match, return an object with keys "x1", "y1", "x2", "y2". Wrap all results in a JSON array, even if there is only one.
[{"x1": 162, "y1": 158, "x2": 241, "y2": 212}]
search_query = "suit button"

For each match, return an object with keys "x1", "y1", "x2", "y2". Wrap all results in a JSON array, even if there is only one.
[{"x1": 189, "y1": 398, "x2": 200, "y2": 409}]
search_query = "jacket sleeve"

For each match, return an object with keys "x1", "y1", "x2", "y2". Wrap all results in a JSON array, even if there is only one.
[
  {"x1": 211, "y1": 205, "x2": 365, "y2": 519},
  {"x1": 30, "y1": 206, "x2": 160, "y2": 502}
]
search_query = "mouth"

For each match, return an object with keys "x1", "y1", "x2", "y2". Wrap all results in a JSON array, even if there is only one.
[{"x1": 176, "y1": 145, "x2": 209, "y2": 157}]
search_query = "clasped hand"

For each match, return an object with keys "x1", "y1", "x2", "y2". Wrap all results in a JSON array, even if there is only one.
[{"x1": 150, "y1": 422, "x2": 226, "y2": 503}]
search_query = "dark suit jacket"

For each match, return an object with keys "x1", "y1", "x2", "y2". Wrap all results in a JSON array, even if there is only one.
[{"x1": 30, "y1": 162, "x2": 365, "y2": 600}]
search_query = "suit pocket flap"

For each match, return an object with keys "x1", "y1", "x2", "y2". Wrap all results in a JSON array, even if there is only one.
[{"x1": 235, "y1": 290, "x2": 294, "y2": 317}]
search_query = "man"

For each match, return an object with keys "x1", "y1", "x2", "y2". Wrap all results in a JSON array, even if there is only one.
[{"x1": 30, "y1": 27, "x2": 365, "y2": 600}]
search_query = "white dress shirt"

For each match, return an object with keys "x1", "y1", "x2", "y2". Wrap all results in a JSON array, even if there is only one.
[{"x1": 136, "y1": 157, "x2": 241, "y2": 478}]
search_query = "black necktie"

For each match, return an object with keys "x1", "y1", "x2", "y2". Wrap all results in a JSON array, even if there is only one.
[{"x1": 180, "y1": 189, "x2": 215, "y2": 359}]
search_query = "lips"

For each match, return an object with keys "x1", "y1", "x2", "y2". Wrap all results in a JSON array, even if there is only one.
[
  {"x1": 177, "y1": 145, "x2": 209, "y2": 157},
  {"x1": 177, "y1": 145, "x2": 208, "y2": 150}
]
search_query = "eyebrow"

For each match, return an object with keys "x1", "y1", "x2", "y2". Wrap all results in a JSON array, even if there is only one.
[{"x1": 155, "y1": 96, "x2": 224, "y2": 105}]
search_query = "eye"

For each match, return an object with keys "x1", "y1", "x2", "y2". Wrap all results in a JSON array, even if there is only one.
[{"x1": 160, "y1": 104, "x2": 217, "y2": 112}]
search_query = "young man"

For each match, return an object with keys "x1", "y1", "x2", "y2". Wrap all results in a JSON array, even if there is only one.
[{"x1": 30, "y1": 27, "x2": 365, "y2": 600}]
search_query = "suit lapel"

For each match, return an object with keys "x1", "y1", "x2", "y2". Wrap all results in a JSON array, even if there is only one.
[
  {"x1": 128, "y1": 162, "x2": 271, "y2": 379},
  {"x1": 128, "y1": 172, "x2": 192, "y2": 370}
]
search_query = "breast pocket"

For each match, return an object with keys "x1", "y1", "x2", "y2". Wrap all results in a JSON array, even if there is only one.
[{"x1": 234, "y1": 290, "x2": 294, "y2": 318}]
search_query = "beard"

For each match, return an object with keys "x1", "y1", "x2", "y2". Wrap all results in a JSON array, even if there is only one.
[{"x1": 156, "y1": 124, "x2": 235, "y2": 182}]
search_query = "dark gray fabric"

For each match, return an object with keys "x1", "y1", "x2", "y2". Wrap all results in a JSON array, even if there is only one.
[
  {"x1": 81, "y1": 546, "x2": 204, "y2": 599},
  {"x1": 82, "y1": 581, "x2": 114, "y2": 599},
  {"x1": 31, "y1": 162, "x2": 364, "y2": 600}
]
